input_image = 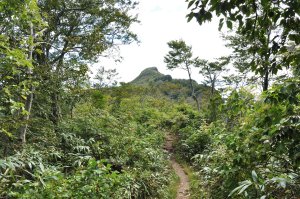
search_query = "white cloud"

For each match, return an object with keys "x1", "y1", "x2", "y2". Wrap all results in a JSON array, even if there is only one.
[{"x1": 93, "y1": 0, "x2": 231, "y2": 83}]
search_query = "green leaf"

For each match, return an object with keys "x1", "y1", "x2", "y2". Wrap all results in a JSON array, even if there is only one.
[
  {"x1": 229, "y1": 180, "x2": 252, "y2": 196},
  {"x1": 0, "y1": 128, "x2": 13, "y2": 138},
  {"x1": 252, "y1": 170, "x2": 258, "y2": 183},
  {"x1": 261, "y1": 0, "x2": 268, "y2": 8},
  {"x1": 188, "y1": 0, "x2": 195, "y2": 8},
  {"x1": 218, "y1": 18, "x2": 224, "y2": 31},
  {"x1": 211, "y1": 0, "x2": 218, "y2": 7},
  {"x1": 39, "y1": 162, "x2": 45, "y2": 172},
  {"x1": 226, "y1": 20, "x2": 233, "y2": 29},
  {"x1": 238, "y1": 183, "x2": 251, "y2": 195},
  {"x1": 187, "y1": 13, "x2": 194, "y2": 22}
]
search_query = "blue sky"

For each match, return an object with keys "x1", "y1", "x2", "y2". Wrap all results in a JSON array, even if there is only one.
[{"x1": 94, "y1": 0, "x2": 231, "y2": 83}]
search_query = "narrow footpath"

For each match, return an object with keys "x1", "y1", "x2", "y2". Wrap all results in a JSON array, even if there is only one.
[{"x1": 164, "y1": 133, "x2": 190, "y2": 199}]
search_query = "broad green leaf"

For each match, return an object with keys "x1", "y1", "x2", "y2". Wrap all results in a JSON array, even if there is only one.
[
  {"x1": 238, "y1": 183, "x2": 251, "y2": 195},
  {"x1": 229, "y1": 180, "x2": 252, "y2": 196},
  {"x1": 252, "y1": 170, "x2": 258, "y2": 183}
]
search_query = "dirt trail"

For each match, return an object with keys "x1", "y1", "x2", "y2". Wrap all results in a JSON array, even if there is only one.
[{"x1": 164, "y1": 133, "x2": 190, "y2": 199}]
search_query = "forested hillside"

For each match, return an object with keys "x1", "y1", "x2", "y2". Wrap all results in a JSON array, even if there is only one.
[
  {"x1": 131, "y1": 67, "x2": 211, "y2": 108},
  {"x1": 1, "y1": 0, "x2": 299, "y2": 198}
]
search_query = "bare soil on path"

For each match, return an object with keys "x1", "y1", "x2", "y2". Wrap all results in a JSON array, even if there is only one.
[{"x1": 164, "y1": 133, "x2": 190, "y2": 199}]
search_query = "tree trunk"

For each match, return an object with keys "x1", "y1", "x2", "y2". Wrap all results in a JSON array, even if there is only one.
[
  {"x1": 50, "y1": 59, "x2": 63, "y2": 130},
  {"x1": 263, "y1": 67, "x2": 269, "y2": 92},
  {"x1": 19, "y1": 22, "x2": 35, "y2": 144},
  {"x1": 262, "y1": 27, "x2": 271, "y2": 92},
  {"x1": 211, "y1": 75, "x2": 216, "y2": 96},
  {"x1": 209, "y1": 76, "x2": 217, "y2": 122},
  {"x1": 187, "y1": 67, "x2": 200, "y2": 112},
  {"x1": 50, "y1": 89, "x2": 60, "y2": 131},
  {"x1": 19, "y1": 89, "x2": 34, "y2": 143}
]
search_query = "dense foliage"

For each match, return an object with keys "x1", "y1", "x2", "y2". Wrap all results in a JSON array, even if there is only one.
[
  {"x1": 0, "y1": 0, "x2": 178, "y2": 198},
  {"x1": 167, "y1": 1, "x2": 300, "y2": 198},
  {"x1": 1, "y1": 84, "x2": 188, "y2": 198},
  {"x1": 172, "y1": 79, "x2": 300, "y2": 198},
  {"x1": 1, "y1": 0, "x2": 299, "y2": 198}
]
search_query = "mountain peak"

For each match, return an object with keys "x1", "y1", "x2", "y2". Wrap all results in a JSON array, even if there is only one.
[
  {"x1": 138, "y1": 67, "x2": 160, "y2": 76},
  {"x1": 131, "y1": 67, "x2": 171, "y2": 85},
  {"x1": 144, "y1": 67, "x2": 159, "y2": 72}
]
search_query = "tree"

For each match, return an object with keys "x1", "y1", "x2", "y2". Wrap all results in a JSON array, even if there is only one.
[
  {"x1": 288, "y1": 43, "x2": 300, "y2": 76},
  {"x1": 93, "y1": 66, "x2": 119, "y2": 88},
  {"x1": 224, "y1": 33, "x2": 268, "y2": 90},
  {"x1": 0, "y1": 0, "x2": 46, "y2": 144},
  {"x1": 34, "y1": 0, "x2": 138, "y2": 129},
  {"x1": 164, "y1": 40, "x2": 200, "y2": 112},
  {"x1": 196, "y1": 57, "x2": 229, "y2": 96},
  {"x1": 225, "y1": 28, "x2": 282, "y2": 91},
  {"x1": 1, "y1": 0, "x2": 138, "y2": 145},
  {"x1": 186, "y1": 0, "x2": 300, "y2": 91},
  {"x1": 195, "y1": 57, "x2": 228, "y2": 121}
]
